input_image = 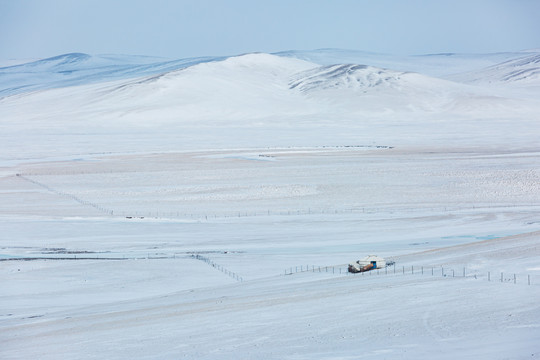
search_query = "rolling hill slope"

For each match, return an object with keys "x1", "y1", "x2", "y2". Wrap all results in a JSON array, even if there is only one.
[
  {"x1": 449, "y1": 53, "x2": 540, "y2": 85},
  {"x1": 0, "y1": 52, "x2": 226, "y2": 97}
]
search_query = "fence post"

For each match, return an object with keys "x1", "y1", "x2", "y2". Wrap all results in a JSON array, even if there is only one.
[
  {"x1": 514, "y1": 274, "x2": 516, "y2": 284},
  {"x1": 463, "y1": 267, "x2": 465, "y2": 277},
  {"x1": 488, "y1": 271, "x2": 490, "y2": 281},
  {"x1": 501, "y1": 272, "x2": 503, "y2": 283},
  {"x1": 412, "y1": 266, "x2": 414, "y2": 275},
  {"x1": 528, "y1": 275, "x2": 531, "y2": 286}
]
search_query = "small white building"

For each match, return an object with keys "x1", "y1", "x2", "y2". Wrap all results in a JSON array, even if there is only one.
[
  {"x1": 348, "y1": 255, "x2": 386, "y2": 273},
  {"x1": 357, "y1": 255, "x2": 386, "y2": 269}
]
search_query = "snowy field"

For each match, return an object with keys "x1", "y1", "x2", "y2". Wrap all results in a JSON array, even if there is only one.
[{"x1": 1, "y1": 50, "x2": 540, "y2": 359}]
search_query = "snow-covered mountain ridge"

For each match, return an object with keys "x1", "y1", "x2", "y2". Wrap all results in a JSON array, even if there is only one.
[
  {"x1": 0, "y1": 52, "x2": 226, "y2": 97},
  {"x1": 2, "y1": 49, "x2": 540, "y2": 98},
  {"x1": 0, "y1": 53, "x2": 496, "y2": 132}
]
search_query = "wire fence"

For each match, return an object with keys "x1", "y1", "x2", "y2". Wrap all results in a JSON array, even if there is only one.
[
  {"x1": 0, "y1": 253, "x2": 185, "y2": 262},
  {"x1": 191, "y1": 254, "x2": 243, "y2": 282},
  {"x1": 109, "y1": 203, "x2": 540, "y2": 221},
  {"x1": 3, "y1": 253, "x2": 536, "y2": 287},
  {"x1": 1, "y1": 253, "x2": 245, "y2": 282},
  {"x1": 15, "y1": 174, "x2": 114, "y2": 215},
  {"x1": 284, "y1": 263, "x2": 539, "y2": 286}
]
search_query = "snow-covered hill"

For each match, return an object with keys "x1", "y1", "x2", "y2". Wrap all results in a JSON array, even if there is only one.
[
  {"x1": 0, "y1": 52, "x2": 225, "y2": 97},
  {"x1": 2, "y1": 52, "x2": 530, "y2": 117},
  {"x1": 1, "y1": 51, "x2": 539, "y2": 163},
  {"x1": 287, "y1": 63, "x2": 480, "y2": 113},
  {"x1": 449, "y1": 53, "x2": 540, "y2": 85}
]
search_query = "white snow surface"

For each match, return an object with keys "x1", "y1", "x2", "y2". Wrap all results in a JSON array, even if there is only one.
[{"x1": 1, "y1": 49, "x2": 540, "y2": 359}]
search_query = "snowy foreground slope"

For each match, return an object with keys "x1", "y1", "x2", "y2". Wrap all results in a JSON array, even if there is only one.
[{"x1": 1, "y1": 50, "x2": 540, "y2": 359}]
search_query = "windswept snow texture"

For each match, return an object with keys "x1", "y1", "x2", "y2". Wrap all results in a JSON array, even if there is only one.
[
  {"x1": 290, "y1": 64, "x2": 408, "y2": 92},
  {"x1": 1, "y1": 49, "x2": 540, "y2": 359}
]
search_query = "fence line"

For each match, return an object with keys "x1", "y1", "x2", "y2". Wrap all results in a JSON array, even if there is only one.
[
  {"x1": 15, "y1": 174, "x2": 114, "y2": 216},
  {"x1": 3, "y1": 253, "x2": 244, "y2": 283},
  {"x1": 284, "y1": 263, "x2": 538, "y2": 286},
  {"x1": 1, "y1": 253, "x2": 184, "y2": 262},
  {"x1": 12, "y1": 174, "x2": 540, "y2": 221},
  {"x1": 192, "y1": 254, "x2": 243, "y2": 282},
  {"x1": 115, "y1": 203, "x2": 540, "y2": 221}
]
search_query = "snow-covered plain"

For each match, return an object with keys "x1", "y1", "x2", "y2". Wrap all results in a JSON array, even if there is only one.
[{"x1": 1, "y1": 49, "x2": 540, "y2": 359}]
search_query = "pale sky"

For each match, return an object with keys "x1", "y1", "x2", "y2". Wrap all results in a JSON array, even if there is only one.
[{"x1": 1, "y1": 0, "x2": 539, "y2": 60}]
